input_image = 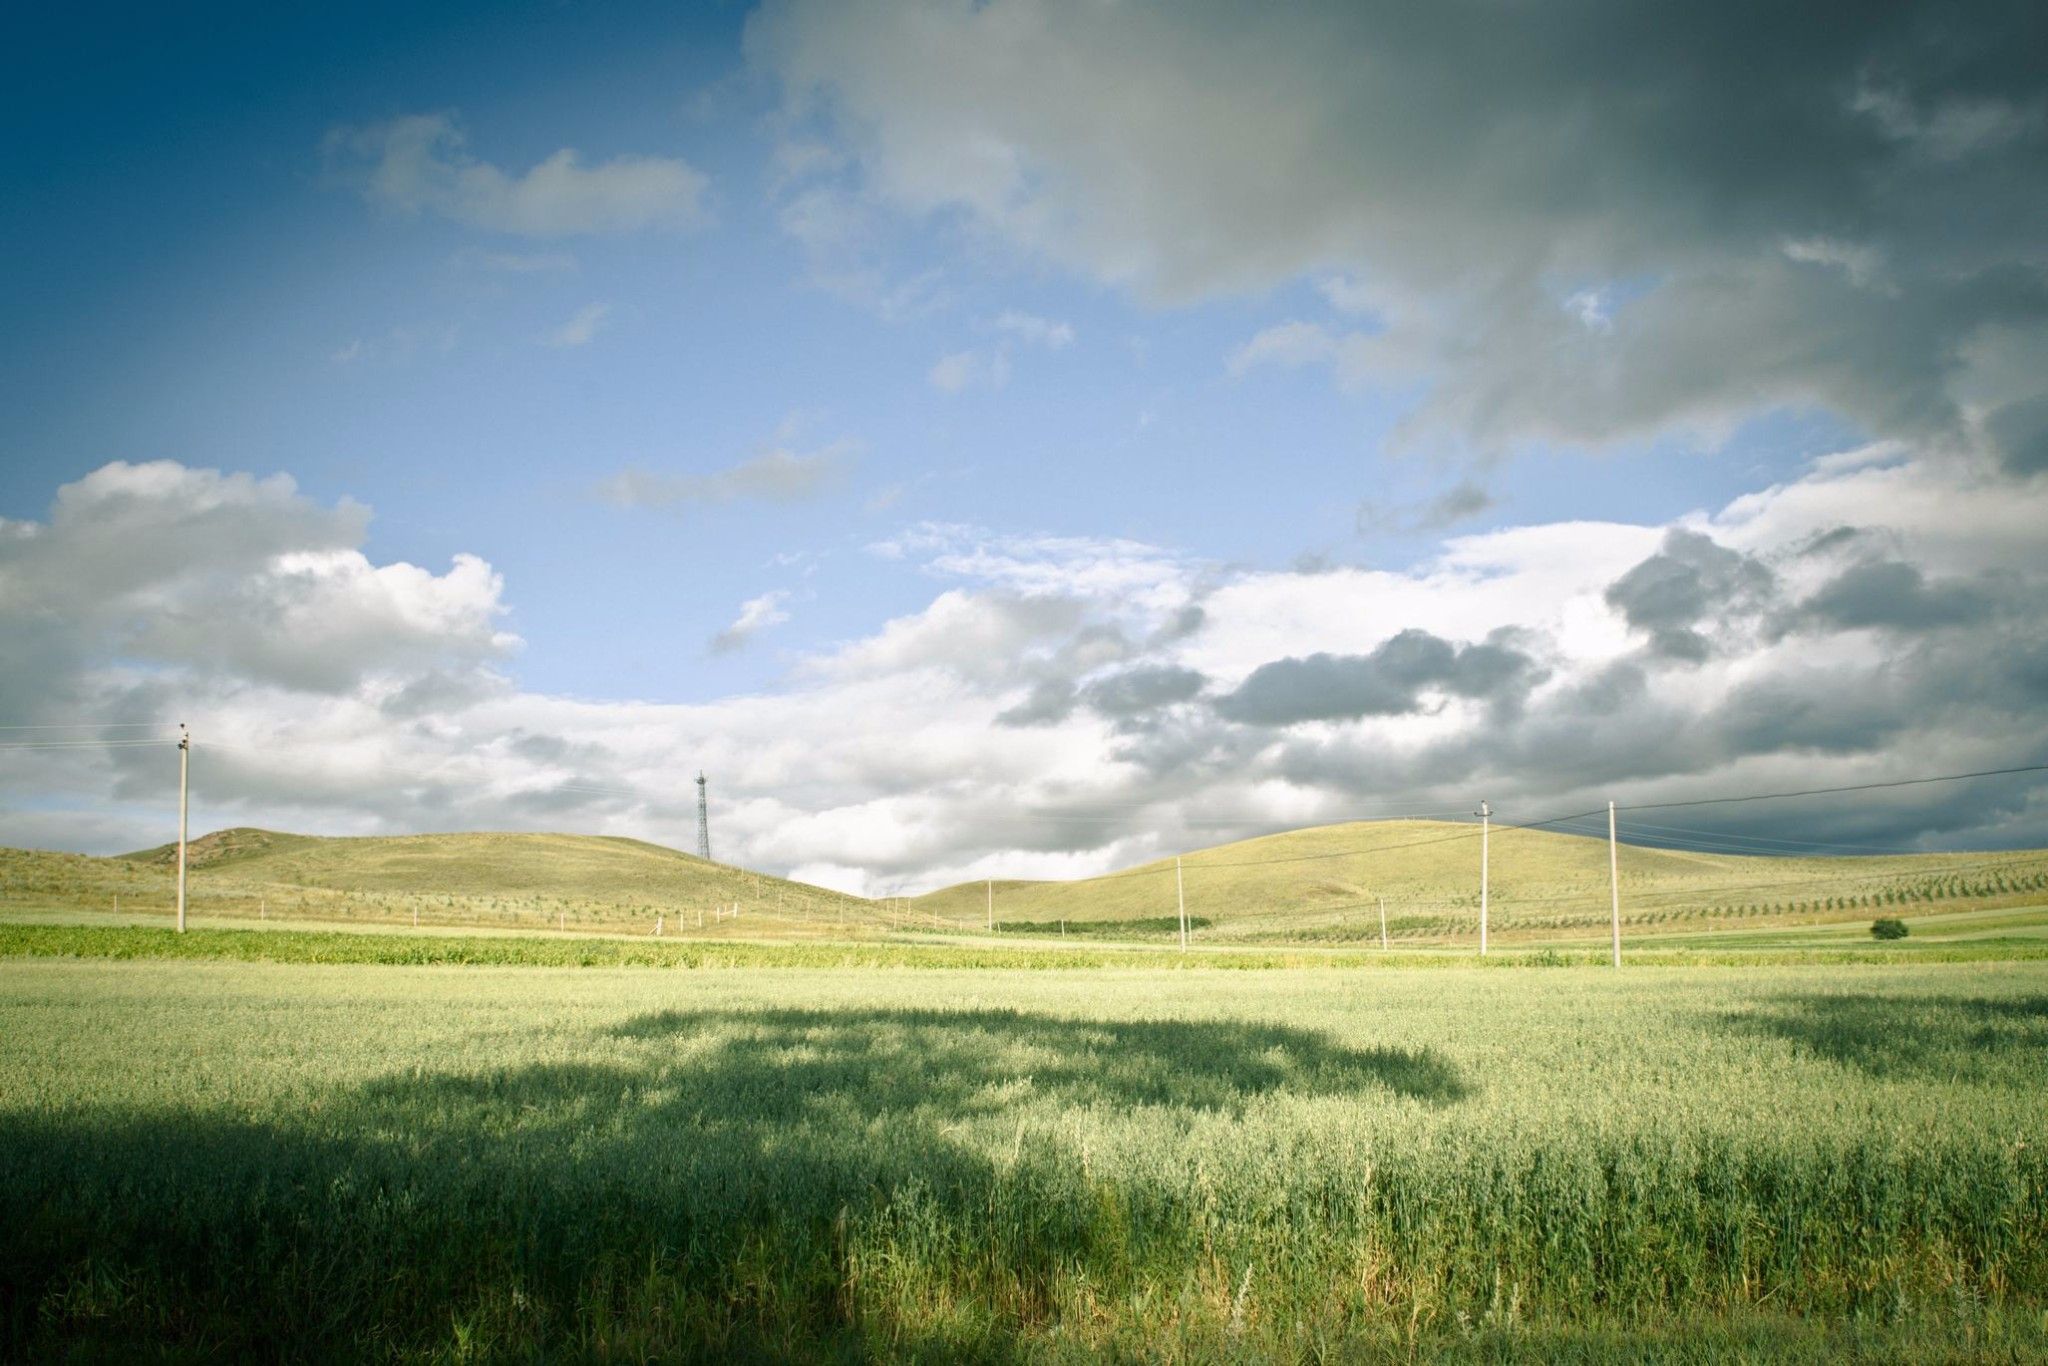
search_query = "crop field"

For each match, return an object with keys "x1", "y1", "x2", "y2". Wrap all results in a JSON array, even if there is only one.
[{"x1": 4, "y1": 951, "x2": 2046, "y2": 1360}]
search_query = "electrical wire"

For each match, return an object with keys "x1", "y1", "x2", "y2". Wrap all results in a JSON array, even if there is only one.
[
  {"x1": 0, "y1": 721, "x2": 180, "y2": 732},
  {"x1": 1620, "y1": 763, "x2": 2048, "y2": 811},
  {"x1": 1606, "y1": 816, "x2": 1936, "y2": 856},
  {"x1": 0, "y1": 738, "x2": 179, "y2": 750}
]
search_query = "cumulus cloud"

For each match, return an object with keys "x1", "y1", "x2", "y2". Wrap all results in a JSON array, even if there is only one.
[
  {"x1": 1604, "y1": 530, "x2": 1777, "y2": 662},
  {"x1": 0, "y1": 461, "x2": 515, "y2": 707},
  {"x1": 1081, "y1": 665, "x2": 1207, "y2": 721},
  {"x1": 1216, "y1": 630, "x2": 1540, "y2": 726},
  {"x1": 327, "y1": 113, "x2": 707, "y2": 237},
  {"x1": 5, "y1": 451, "x2": 2047, "y2": 891},
  {"x1": 1796, "y1": 558, "x2": 1993, "y2": 633},
  {"x1": 595, "y1": 440, "x2": 853, "y2": 509},
  {"x1": 749, "y1": 0, "x2": 2048, "y2": 464}
]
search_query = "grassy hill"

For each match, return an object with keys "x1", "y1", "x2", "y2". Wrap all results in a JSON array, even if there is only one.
[
  {"x1": 912, "y1": 819, "x2": 2048, "y2": 945},
  {"x1": 5, "y1": 828, "x2": 871, "y2": 935},
  {"x1": 6, "y1": 818, "x2": 2047, "y2": 947}
]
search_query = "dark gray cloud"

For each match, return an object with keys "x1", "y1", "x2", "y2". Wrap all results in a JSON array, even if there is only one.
[
  {"x1": 1986, "y1": 394, "x2": 2048, "y2": 477},
  {"x1": 1081, "y1": 665, "x2": 1207, "y2": 718},
  {"x1": 998, "y1": 663, "x2": 1208, "y2": 729},
  {"x1": 1216, "y1": 629, "x2": 1540, "y2": 726},
  {"x1": 1357, "y1": 481, "x2": 1496, "y2": 536},
  {"x1": 995, "y1": 679, "x2": 1077, "y2": 728},
  {"x1": 1263, "y1": 633, "x2": 2048, "y2": 853},
  {"x1": 1605, "y1": 530, "x2": 1776, "y2": 662},
  {"x1": 1149, "y1": 604, "x2": 1207, "y2": 644},
  {"x1": 1797, "y1": 558, "x2": 1992, "y2": 632}
]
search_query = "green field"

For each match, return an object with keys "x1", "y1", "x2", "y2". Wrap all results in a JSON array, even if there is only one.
[
  {"x1": 7, "y1": 821, "x2": 2048, "y2": 1357},
  {"x1": 4, "y1": 950, "x2": 2046, "y2": 1360}
]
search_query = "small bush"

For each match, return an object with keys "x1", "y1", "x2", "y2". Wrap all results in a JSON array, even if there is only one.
[{"x1": 1870, "y1": 916, "x2": 1909, "y2": 940}]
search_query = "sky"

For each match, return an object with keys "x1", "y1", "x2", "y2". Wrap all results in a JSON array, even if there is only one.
[{"x1": 3, "y1": 0, "x2": 2046, "y2": 894}]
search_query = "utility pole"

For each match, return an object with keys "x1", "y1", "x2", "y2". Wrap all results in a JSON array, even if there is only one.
[
  {"x1": 176, "y1": 724, "x2": 190, "y2": 933},
  {"x1": 695, "y1": 772, "x2": 711, "y2": 862},
  {"x1": 986, "y1": 878, "x2": 993, "y2": 932},
  {"x1": 1176, "y1": 856, "x2": 1187, "y2": 953},
  {"x1": 1608, "y1": 800, "x2": 1622, "y2": 968},
  {"x1": 1379, "y1": 895, "x2": 1387, "y2": 950},
  {"x1": 1477, "y1": 799, "x2": 1490, "y2": 956}
]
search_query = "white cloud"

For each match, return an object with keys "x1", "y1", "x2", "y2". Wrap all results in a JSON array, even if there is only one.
[
  {"x1": 1227, "y1": 321, "x2": 1340, "y2": 377},
  {"x1": 546, "y1": 302, "x2": 611, "y2": 348},
  {"x1": 327, "y1": 113, "x2": 707, "y2": 237},
  {"x1": 711, "y1": 591, "x2": 793, "y2": 653}
]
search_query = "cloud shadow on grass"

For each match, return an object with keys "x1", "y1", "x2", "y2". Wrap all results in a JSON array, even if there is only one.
[
  {"x1": 1716, "y1": 992, "x2": 2048, "y2": 1086},
  {"x1": 0, "y1": 1005, "x2": 1465, "y2": 1359}
]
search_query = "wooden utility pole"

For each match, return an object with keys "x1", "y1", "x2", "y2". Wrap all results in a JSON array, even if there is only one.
[
  {"x1": 1477, "y1": 800, "x2": 1491, "y2": 956},
  {"x1": 986, "y1": 878, "x2": 993, "y2": 932},
  {"x1": 1608, "y1": 800, "x2": 1622, "y2": 968},
  {"x1": 1378, "y1": 895, "x2": 1387, "y2": 950},
  {"x1": 176, "y1": 725, "x2": 189, "y2": 933}
]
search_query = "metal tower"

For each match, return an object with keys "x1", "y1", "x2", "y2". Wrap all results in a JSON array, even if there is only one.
[{"x1": 695, "y1": 771, "x2": 711, "y2": 861}]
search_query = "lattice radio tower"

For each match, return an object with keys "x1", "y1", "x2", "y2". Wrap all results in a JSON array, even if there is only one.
[{"x1": 695, "y1": 771, "x2": 712, "y2": 861}]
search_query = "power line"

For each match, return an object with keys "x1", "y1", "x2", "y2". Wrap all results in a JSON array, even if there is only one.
[
  {"x1": 1605, "y1": 816, "x2": 1936, "y2": 856},
  {"x1": 0, "y1": 721, "x2": 179, "y2": 732},
  {"x1": 0, "y1": 738, "x2": 179, "y2": 750},
  {"x1": 1621, "y1": 763, "x2": 2048, "y2": 812}
]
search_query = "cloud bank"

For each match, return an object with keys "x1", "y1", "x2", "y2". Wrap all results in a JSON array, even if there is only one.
[{"x1": 5, "y1": 450, "x2": 2044, "y2": 893}]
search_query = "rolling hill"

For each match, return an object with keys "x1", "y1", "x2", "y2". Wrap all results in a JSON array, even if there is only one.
[
  {"x1": 4, "y1": 819, "x2": 2045, "y2": 946},
  {"x1": 911, "y1": 819, "x2": 2048, "y2": 944},
  {"x1": 2, "y1": 828, "x2": 870, "y2": 934}
]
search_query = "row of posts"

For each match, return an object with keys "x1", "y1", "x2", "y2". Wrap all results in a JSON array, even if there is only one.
[{"x1": 973, "y1": 797, "x2": 1628, "y2": 966}]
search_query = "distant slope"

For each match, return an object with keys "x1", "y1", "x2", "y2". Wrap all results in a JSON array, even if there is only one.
[
  {"x1": 13, "y1": 828, "x2": 871, "y2": 933},
  {"x1": 122, "y1": 827, "x2": 321, "y2": 871},
  {"x1": 912, "y1": 819, "x2": 2048, "y2": 943}
]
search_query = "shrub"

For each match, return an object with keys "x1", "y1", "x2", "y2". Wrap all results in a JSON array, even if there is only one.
[{"x1": 1870, "y1": 916, "x2": 1909, "y2": 940}]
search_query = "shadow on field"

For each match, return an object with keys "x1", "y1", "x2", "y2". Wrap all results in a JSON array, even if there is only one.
[
  {"x1": 0, "y1": 1006, "x2": 1465, "y2": 1359},
  {"x1": 604, "y1": 1005, "x2": 1469, "y2": 1111},
  {"x1": 1720, "y1": 992, "x2": 2048, "y2": 1084}
]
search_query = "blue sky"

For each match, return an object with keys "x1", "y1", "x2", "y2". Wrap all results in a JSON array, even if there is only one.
[
  {"x1": 3, "y1": 1, "x2": 2044, "y2": 889},
  {"x1": 2, "y1": 0, "x2": 1857, "y2": 700}
]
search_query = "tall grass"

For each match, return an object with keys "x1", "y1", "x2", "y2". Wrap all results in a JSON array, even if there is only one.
[{"x1": 3, "y1": 958, "x2": 2044, "y2": 1358}]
